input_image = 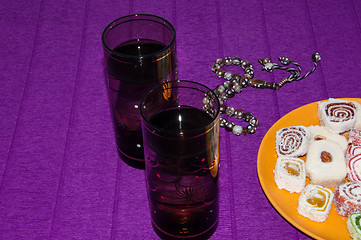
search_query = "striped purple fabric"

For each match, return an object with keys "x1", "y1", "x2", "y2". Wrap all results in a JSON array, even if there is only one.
[{"x1": 1, "y1": 0, "x2": 361, "y2": 239}]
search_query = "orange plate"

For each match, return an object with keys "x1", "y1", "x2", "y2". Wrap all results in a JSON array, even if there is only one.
[{"x1": 257, "y1": 98, "x2": 361, "y2": 240}]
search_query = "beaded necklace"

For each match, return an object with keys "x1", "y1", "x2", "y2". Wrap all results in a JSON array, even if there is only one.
[{"x1": 204, "y1": 52, "x2": 321, "y2": 136}]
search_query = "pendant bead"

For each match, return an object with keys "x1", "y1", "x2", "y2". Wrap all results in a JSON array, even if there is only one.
[{"x1": 232, "y1": 125, "x2": 243, "y2": 135}]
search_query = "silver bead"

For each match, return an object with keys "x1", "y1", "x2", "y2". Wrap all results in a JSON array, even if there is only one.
[
  {"x1": 225, "y1": 106, "x2": 235, "y2": 117},
  {"x1": 216, "y1": 69, "x2": 225, "y2": 78},
  {"x1": 224, "y1": 57, "x2": 232, "y2": 66},
  {"x1": 215, "y1": 58, "x2": 224, "y2": 66},
  {"x1": 249, "y1": 117, "x2": 259, "y2": 127},
  {"x1": 216, "y1": 84, "x2": 225, "y2": 93},
  {"x1": 225, "y1": 121, "x2": 234, "y2": 132},
  {"x1": 220, "y1": 117, "x2": 227, "y2": 127},
  {"x1": 202, "y1": 97, "x2": 210, "y2": 105},
  {"x1": 232, "y1": 83, "x2": 242, "y2": 93},
  {"x1": 312, "y1": 52, "x2": 321, "y2": 63},
  {"x1": 224, "y1": 71, "x2": 232, "y2": 81},
  {"x1": 223, "y1": 81, "x2": 232, "y2": 89},
  {"x1": 211, "y1": 64, "x2": 221, "y2": 73},
  {"x1": 247, "y1": 125, "x2": 256, "y2": 134},
  {"x1": 264, "y1": 62, "x2": 274, "y2": 72},
  {"x1": 232, "y1": 57, "x2": 242, "y2": 65}
]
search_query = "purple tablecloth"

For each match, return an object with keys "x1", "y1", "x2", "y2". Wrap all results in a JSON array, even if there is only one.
[{"x1": 1, "y1": 0, "x2": 361, "y2": 239}]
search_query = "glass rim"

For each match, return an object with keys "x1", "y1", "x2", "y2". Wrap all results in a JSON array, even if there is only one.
[
  {"x1": 101, "y1": 13, "x2": 176, "y2": 60},
  {"x1": 140, "y1": 80, "x2": 220, "y2": 136}
]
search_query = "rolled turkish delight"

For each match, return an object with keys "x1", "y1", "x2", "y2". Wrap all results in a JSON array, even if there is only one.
[
  {"x1": 274, "y1": 157, "x2": 306, "y2": 193},
  {"x1": 347, "y1": 212, "x2": 361, "y2": 240},
  {"x1": 305, "y1": 140, "x2": 346, "y2": 187},
  {"x1": 334, "y1": 181, "x2": 361, "y2": 217},
  {"x1": 297, "y1": 184, "x2": 333, "y2": 222},
  {"x1": 276, "y1": 126, "x2": 310, "y2": 157},
  {"x1": 318, "y1": 98, "x2": 359, "y2": 133}
]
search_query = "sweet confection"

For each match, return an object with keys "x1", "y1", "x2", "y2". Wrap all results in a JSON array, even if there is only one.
[
  {"x1": 297, "y1": 184, "x2": 334, "y2": 222},
  {"x1": 349, "y1": 129, "x2": 361, "y2": 146},
  {"x1": 334, "y1": 181, "x2": 361, "y2": 217},
  {"x1": 305, "y1": 140, "x2": 346, "y2": 187},
  {"x1": 318, "y1": 98, "x2": 360, "y2": 133},
  {"x1": 348, "y1": 154, "x2": 361, "y2": 182},
  {"x1": 347, "y1": 212, "x2": 361, "y2": 240},
  {"x1": 274, "y1": 157, "x2": 306, "y2": 193},
  {"x1": 276, "y1": 126, "x2": 310, "y2": 157},
  {"x1": 347, "y1": 145, "x2": 361, "y2": 160},
  {"x1": 308, "y1": 125, "x2": 348, "y2": 153}
]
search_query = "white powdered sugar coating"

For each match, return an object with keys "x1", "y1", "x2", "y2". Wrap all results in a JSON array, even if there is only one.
[
  {"x1": 308, "y1": 125, "x2": 348, "y2": 153},
  {"x1": 306, "y1": 140, "x2": 347, "y2": 187},
  {"x1": 274, "y1": 157, "x2": 306, "y2": 193},
  {"x1": 318, "y1": 98, "x2": 358, "y2": 134},
  {"x1": 297, "y1": 184, "x2": 333, "y2": 222}
]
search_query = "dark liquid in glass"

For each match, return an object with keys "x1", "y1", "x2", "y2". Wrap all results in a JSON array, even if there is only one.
[
  {"x1": 107, "y1": 39, "x2": 176, "y2": 169},
  {"x1": 144, "y1": 106, "x2": 219, "y2": 239}
]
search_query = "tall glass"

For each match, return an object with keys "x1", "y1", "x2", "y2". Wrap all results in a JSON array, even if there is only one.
[
  {"x1": 140, "y1": 80, "x2": 220, "y2": 239},
  {"x1": 102, "y1": 14, "x2": 177, "y2": 169}
]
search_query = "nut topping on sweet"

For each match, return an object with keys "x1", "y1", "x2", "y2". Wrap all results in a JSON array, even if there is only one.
[
  {"x1": 314, "y1": 135, "x2": 326, "y2": 141},
  {"x1": 321, "y1": 151, "x2": 332, "y2": 163}
]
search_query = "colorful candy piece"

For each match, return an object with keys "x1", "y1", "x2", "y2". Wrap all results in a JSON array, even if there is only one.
[
  {"x1": 274, "y1": 157, "x2": 306, "y2": 193},
  {"x1": 347, "y1": 213, "x2": 361, "y2": 240},
  {"x1": 334, "y1": 181, "x2": 361, "y2": 217},
  {"x1": 306, "y1": 140, "x2": 347, "y2": 187},
  {"x1": 276, "y1": 126, "x2": 310, "y2": 157},
  {"x1": 318, "y1": 98, "x2": 359, "y2": 133},
  {"x1": 297, "y1": 184, "x2": 334, "y2": 222}
]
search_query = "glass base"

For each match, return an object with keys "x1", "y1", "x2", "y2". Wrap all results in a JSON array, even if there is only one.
[
  {"x1": 151, "y1": 217, "x2": 218, "y2": 240},
  {"x1": 117, "y1": 147, "x2": 145, "y2": 170}
]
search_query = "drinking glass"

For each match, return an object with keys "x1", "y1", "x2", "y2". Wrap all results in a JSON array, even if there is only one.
[
  {"x1": 102, "y1": 14, "x2": 177, "y2": 169},
  {"x1": 140, "y1": 80, "x2": 220, "y2": 239}
]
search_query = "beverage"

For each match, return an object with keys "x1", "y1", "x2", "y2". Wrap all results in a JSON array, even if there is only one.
[
  {"x1": 106, "y1": 39, "x2": 177, "y2": 169},
  {"x1": 143, "y1": 106, "x2": 219, "y2": 239}
]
